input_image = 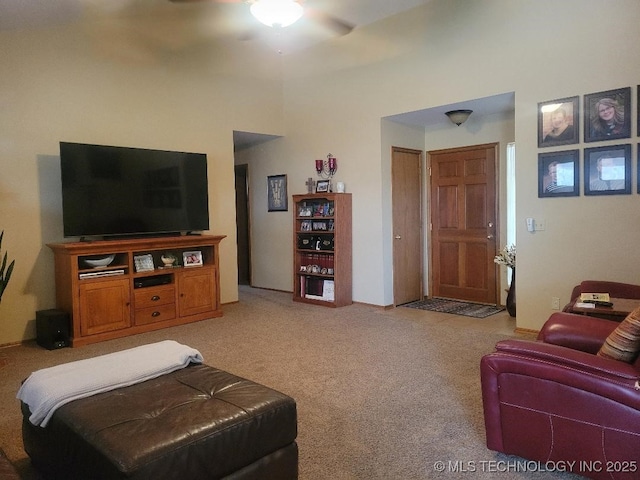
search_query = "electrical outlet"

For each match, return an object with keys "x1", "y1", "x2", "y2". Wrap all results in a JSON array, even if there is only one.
[
  {"x1": 535, "y1": 219, "x2": 546, "y2": 231},
  {"x1": 551, "y1": 297, "x2": 560, "y2": 310}
]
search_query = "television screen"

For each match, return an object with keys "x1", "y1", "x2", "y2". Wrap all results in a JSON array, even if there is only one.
[{"x1": 60, "y1": 142, "x2": 210, "y2": 238}]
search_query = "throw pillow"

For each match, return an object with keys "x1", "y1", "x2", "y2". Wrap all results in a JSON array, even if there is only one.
[{"x1": 597, "y1": 306, "x2": 640, "y2": 363}]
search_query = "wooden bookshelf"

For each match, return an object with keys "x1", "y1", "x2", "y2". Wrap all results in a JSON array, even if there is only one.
[{"x1": 292, "y1": 193, "x2": 352, "y2": 307}]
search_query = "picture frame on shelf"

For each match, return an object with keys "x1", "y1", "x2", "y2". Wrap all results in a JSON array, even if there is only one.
[
  {"x1": 538, "y1": 96, "x2": 579, "y2": 148},
  {"x1": 298, "y1": 205, "x2": 312, "y2": 217},
  {"x1": 584, "y1": 87, "x2": 631, "y2": 143},
  {"x1": 267, "y1": 174, "x2": 288, "y2": 212},
  {"x1": 134, "y1": 253, "x2": 155, "y2": 272},
  {"x1": 316, "y1": 180, "x2": 330, "y2": 193},
  {"x1": 584, "y1": 144, "x2": 631, "y2": 196},
  {"x1": 538, "y1": 150, "x2": 579, "y2": 198},
  {"x1": 183, "y1": 250, "x2": 203, "y2": 267}
]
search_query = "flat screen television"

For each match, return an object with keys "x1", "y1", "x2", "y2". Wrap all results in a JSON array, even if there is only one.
[{"x1": 60, "y1": 142, "x2": 210, "y2": 239}]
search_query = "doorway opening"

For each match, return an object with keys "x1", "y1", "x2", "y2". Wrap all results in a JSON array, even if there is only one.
[{"x1": 235, "y1": 164, "x2": 251, "y2": 285}]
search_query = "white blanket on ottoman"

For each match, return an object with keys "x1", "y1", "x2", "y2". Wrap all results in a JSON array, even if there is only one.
[{"x1": 17, "y1": 340, "x2": 203, "y2": 427}]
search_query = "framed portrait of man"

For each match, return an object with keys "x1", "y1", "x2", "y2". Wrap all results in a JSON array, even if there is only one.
[
  {"x1": 538, "y1": 150, "x2": 579, "y2": 198},
  {"x1": 584, "y1": 144, "x2": 631, "y2": 196},
  {"x1": 584, "y1": 87, "x2": 631, "y2": 143},
  {"x1": 538, "y1": 96, "x2": 579, "y2": 148}
]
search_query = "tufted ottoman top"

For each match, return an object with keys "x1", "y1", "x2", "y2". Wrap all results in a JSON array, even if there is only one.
[{"x1": 21, "y1": 364, "x2": 297, "y2": 479}]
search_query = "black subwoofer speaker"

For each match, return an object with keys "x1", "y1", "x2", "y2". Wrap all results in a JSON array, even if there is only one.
[{"x1": 36, "y1": 309, "x2": 70, "y2": 350}]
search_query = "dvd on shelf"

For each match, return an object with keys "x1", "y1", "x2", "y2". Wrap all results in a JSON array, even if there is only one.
[{"x1": 79, "y1": 269, "x2": 125, "y2": 279}]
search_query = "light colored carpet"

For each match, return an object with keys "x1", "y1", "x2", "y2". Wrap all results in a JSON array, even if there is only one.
[{"x1": 0, "y1": 286, "x2": 581, "y2": 479}]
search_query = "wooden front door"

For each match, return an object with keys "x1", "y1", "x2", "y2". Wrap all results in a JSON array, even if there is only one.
[
  {"x1": 429, "y1": 143, "x2": 498, "y2": 304},
  {"x1": 392, "y1": 147, "x2": 423, "y2": 305}
]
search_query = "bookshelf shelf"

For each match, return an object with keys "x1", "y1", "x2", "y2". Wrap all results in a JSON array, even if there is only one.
[{"x1": 292, "y1": 193, "x2": 352, "y2": 307}]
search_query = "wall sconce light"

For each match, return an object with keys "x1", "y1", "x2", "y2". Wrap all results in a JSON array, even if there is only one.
[
  {"x1": 315, "y1": 154, "x2": 337, "y2": 179},
  {"x1": 445, "y1": 109, "x2": 473, "y2": 126}
]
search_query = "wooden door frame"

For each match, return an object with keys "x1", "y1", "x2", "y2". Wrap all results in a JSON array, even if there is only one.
[{"x1": 426, "y1": 142, "x2": 500, "y2": 302}]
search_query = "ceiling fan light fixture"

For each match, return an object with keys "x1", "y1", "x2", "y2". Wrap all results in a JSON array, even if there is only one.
[
  {"x1": 250, "y1": 0, "x2": 304, "y2": 28},
  {"x1": 445, "y1": 109, "x2": 473, "y2": 126}
]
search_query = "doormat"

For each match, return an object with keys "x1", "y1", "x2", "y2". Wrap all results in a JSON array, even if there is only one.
[{"x1": 401, "y1": 298, "x2": 505, "y2": 318}]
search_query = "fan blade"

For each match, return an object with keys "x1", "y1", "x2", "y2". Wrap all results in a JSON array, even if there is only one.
[{"x1": 306, "y1": 6, "x2": 354, "y2": 36}]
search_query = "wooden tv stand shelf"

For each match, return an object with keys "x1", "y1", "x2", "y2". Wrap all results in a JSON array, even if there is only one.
[{"x1": 47, "y1": 235, "x2": 225, "y2": 347}]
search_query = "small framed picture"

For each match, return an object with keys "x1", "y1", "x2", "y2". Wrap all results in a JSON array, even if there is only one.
[
  {"x1": 267, "y1": 174, "x2": 288, "y2": 212},
  {"x1": 316, "y1": 180, "x2": 330, "y2": 193},
  {"x1": 538, "y1": 150, "x2": 579, "y2": 198},
  {"x1": 134, "y1": 254, "x2": 155, "y2": 272},
  {"x1": 584, "y1": 87, "x2": 631, "y2": 143},
  {"x1": 538, "y1": 96, "x2": 579, "y2": 148},
  {"x1": 584, "y1": 144, "x2": 631, "y2": 196},
  {"x1": 183, "y1": 250, "x2": 203, "y2": 267}
]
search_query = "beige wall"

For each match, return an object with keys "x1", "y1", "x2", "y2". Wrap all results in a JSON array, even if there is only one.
[
  {"x1": 2, "y1": 0, "x2": 640, "y2": 344},
  {"x1": 246, "y1": 0, "x2": 640, "y2": 331},
  {"x1": 0, "y1": 21, "x2": 284, "y2": 343}
]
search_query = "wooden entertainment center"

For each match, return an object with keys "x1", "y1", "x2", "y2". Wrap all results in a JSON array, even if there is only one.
[{"x1": 47, "y1": 235, "x2": 225, "y2": 347}]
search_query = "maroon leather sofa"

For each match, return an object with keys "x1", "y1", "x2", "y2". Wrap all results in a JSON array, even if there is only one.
[{"x1": 481, "y1": 312, "x2": 640, "y2": 480}]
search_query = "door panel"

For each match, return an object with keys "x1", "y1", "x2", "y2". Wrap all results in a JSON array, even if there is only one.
[
  {"x1": 392, "y1": 147, "x2": 422, "y2": 306},
  {"x1": 430, "y1": 144, "x2": 498, "y2": 304}
]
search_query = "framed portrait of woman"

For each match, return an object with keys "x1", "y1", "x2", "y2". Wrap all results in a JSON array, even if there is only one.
[
  {"x1": 538, "y1": 96, "x2": 579, "y2": 148},
  {"x1": 584, "y1": 144, "x2": 631, "y2": 196},
  {"x1": 584, "y1": 87, "x2": 631, "y2": 143}
]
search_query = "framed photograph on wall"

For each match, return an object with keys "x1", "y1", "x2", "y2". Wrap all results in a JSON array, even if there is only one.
[
  {"x1": 538, "y1": 150, "x2": 579, "y2": 198},
  {"x1": 538, "y1": 96, "x2": 579, "y2": 148},
  {"x1": 267, "y1": 174, "x2": 288, "y2": 212},
  {"x1": 584, "y1": 144, "x2": 631, "y2": 196},
  {"x1": 584, "y1": 87, "x2": 631, "y2": 143},
  {"x1": 638, "y1": 86, "x2": 640, "y2": 137}
]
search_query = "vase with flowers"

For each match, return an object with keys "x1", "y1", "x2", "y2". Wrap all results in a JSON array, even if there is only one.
[{"x1": 494, "y1": 244, "x2": 516, "y2": 317}]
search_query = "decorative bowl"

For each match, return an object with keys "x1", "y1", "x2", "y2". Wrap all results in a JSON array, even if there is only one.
[
  {"x1": 83, "y1": 254, "x2": 115, "y2": 268},
  {"x1": 161, "y1": 254, "x2": 177, "y2": 266}
]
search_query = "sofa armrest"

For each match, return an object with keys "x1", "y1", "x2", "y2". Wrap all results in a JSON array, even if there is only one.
[
  {"x1": 481, "y1": 339, "x2": 640, "y2": 458},
  {"x1": 580, "y1": 280, "x2": 640, "y2": 299},
  {"x1": 495, "y1": 338, "x2": 639, "y2": 381},
  {"x1": 537, "y1": 312, "x2": 618, "y2": 354}
]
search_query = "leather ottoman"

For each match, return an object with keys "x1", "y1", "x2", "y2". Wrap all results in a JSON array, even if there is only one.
[{"x1": 21, "y1": 364, "x2": 298, "y2": 480}]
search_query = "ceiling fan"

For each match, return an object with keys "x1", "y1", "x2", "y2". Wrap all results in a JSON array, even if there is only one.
[{"x1": 169, "y1": 0, "x2": 354, "y2": 36}]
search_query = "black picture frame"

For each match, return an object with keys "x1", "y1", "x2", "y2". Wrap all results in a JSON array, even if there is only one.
[
  {"x1": 584, "y1": 87, "x2": 631, "y2": 143},
  {"x1": 267, "y1": 174, "x2": 288, "y2": 212},
  {"x1": 638, "y1": 86, "x2": 640, "y2": 137},
  {"x1": 538, "y1": 96, "x2": 579, "y2": 148},
  {"x1": 638, "y1": 144, "x2": 640, "y2": 193},
  {"x1": 316, "y1": 180, "x2": 330, "y2": 193},
  {"x1": 538, "y1": 150, "x2": 579, "y2": 198},
  {"x1": 584, "y1": 144, "x2": 631, "y2": 196}
]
